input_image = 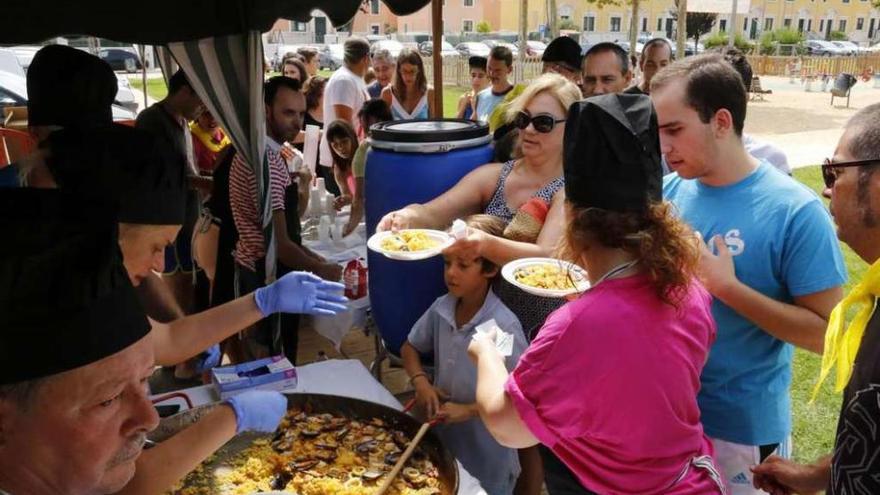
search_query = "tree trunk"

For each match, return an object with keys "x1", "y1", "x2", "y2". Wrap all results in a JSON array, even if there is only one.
[
  {"x1": 728, "y1": 0, "x2": 738, "y2": 48},
  {"x1": 548, "y1": 0, "x2": 557, "y2": 39},
  {"x1": 520, "y1": 0, "x2": 528, "y2": 81},
  {"x1": 630, "y1": 0, "x2": 640, "y2": 61},
  {"x1": 676, "y1": 0, "x2": 687, "y2": 59},
  {"x1": 431, "y1": 0, "x2": 443, "y2": 117}
]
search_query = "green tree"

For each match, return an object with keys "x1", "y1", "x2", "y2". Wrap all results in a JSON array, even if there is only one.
[
  {"x1": 558, "y1": 18, "x2": 578, "y2": 31},
  {"x1": 476, "y1": 21, "x2": 492, "y2": 33},
  {"x1": 829, "y1": 30, "x2": 848, "y2": 41},
  {"x1": 669, "y1": 9, "x2": 716, "y2": 49}
]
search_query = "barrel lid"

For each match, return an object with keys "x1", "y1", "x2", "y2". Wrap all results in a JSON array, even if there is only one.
[{"x1": 369, "y1": 119, "x2": 489, "y2": 143}]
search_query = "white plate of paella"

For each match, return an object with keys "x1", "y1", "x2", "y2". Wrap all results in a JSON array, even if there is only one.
[
  {"x1": 502, "y1": 257, "x2": 590, "y2": 298},
  {"x1": 367, "y1": 229, "x2": 454, "y2": 261}
]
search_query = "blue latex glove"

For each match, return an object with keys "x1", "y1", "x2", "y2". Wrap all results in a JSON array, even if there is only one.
[
  {"x1": 226, "y1": 390, "x2": 287, "y2": 434},
  {"x1": 254, "y1": 271, "x2": 348, "y2": 317},
  {"x1": 193, "y1": 345, "x2": 222, "y2": 374}
]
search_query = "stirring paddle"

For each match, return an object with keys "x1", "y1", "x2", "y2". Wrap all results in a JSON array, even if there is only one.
[{"x1": 374, "y1": 420, "x2": 433, "y2": 495}]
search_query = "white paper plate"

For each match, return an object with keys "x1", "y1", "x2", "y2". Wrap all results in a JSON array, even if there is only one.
[
  {"x1": 367, "y1": 229, "x2": 454, "y2": 261},
  {"x1": 502, "y1": 257, "x2": 590, "y2": 298}
]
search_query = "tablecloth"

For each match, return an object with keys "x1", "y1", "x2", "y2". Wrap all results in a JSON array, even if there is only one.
[{"x1": 152, "y1": 359, "x2": 486, "y2": 495}]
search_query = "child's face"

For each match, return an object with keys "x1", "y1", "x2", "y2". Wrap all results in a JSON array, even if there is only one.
[
  {"x1": 470, "y1": 68, "x2": 488, "y2": 91},
  {"x1": 443, "y1": 254, "x2": 493, "y2": 298},
  {"x1": 330, "y1": 136, "x2": 354, "y2": 160}
]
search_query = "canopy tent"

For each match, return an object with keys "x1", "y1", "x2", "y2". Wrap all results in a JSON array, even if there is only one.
[{"x1": 3, "y1": 0, "x2": 436, "y2": 281}]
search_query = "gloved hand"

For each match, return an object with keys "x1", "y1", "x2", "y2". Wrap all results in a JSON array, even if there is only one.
[
  {"x1": 254, "y1": 271, "x2": 348, "y2": 317},
  {"x1": 193, "y1": 345, "x2": 222, "y2": 374},
  {"x1": 226, "y1": 390, "x2": 287, "y2": 435}
]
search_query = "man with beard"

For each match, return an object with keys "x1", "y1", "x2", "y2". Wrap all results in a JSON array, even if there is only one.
[
  {"x1": 752, "y1": 103, "x2": 880, "y2": 495},
  {"x1": 229, "y1": 76, "x2": 343, "y2": 363}
]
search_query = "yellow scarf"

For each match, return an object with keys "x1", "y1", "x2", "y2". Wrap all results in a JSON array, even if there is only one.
[
  {"x1": 812, "y1": 258, "x2": 880, "y2": 400},
  {"x1": 189, "y1": 121, "x2": 231, "y2": 154}
]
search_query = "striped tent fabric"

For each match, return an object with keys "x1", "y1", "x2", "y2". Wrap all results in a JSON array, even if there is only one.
[
  {"x1": 153, "y1": 45, "x2": 178, "y2": 86},
  {"x1": 167, "y1": 32, "x2": 278, "y2": 282}
]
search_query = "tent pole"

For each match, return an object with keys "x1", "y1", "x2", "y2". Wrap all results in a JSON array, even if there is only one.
[
  {"x1": 431, "y1": 0, "x2": 443, "y2": 117},
  {"x1": 140, "y1": 44, "x2": 148, "y2": 113}
]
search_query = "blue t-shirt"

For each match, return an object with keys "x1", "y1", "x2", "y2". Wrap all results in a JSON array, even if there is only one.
[
  {"x1": 474, "y1": 86, "x2": 509, "y2": 123},
  {"x1": 663, "y1": 162, "x2": 847, "y2": 445}
]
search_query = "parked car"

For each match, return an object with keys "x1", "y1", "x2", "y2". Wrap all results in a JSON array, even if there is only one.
[
  {"x1": 114, "y1": 73, "x2": 138, "y2": 113},
  {"x1": 0, "y1": 71, "x2": 136, "y2": 120},
  {"x1": 525, "y1": 40, "x2": 547, "y2": 57},
  {"x1": 320, "y1": 44, "x2": 344, "y2": 71},
  {"x1": 371, "y1": 39, "x2": 404, "y2": 58},
  {"x1": 418, "y1": 40, "x2": 458, "y2": 58},
  {"x1": 0, "y1": 48, "x2": 25, "y2": 78},
  {"x1": 98, "y1": 47, "x2": 142, "y2": 72},
  {"x1": 8, "y1": 45, "x2": 40, "y2": 71},
  {"x1": 805, "y1": 40, "x2": 845, "y2": 56},
  {"x1": 455, "y1": 42, "x2": 491, "y2": 58},
  {"x1": 616, "y1": 41, "x2": 646, "y2": 56},
  {"x1": 832, "y1": 40, "x2": 864, "y2": 55}
]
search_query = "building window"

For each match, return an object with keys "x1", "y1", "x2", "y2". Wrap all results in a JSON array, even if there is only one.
[
  {"x1": 610, "y1": 16, "x2": 622, "y2": 32},
  {"x1": 719, "y1": 19, "x2": 728, "y2": 32},
  {"x1": 464, "y1": 0, "x2": 474, "y2": 6},
  {"x1": 839, "y1": 19, "x2": 847, "y2": 31},
  {"x1": 642, "y1": 17, "x2": 648, "y2": 32},
  {"x1": 858, "y1": 18, "x2": 865, "y2": 30},
  {"x1": 743, "y1": 18, "x2": 748, "y2": 32},
  {"x1": 807, "y1": 19, "x2": 812, "y2": 31},
  {"x1": 819, "y1": 19, "x2": 824, "y2": 32},
  {"x1": 765, "y1": 18, "x2": 774, "y2": 31},
  {"x1": 798, "y1": 18, "x2": 805, "y2": 32},
  {"x1": 463, "y1": 20, "x2": 474, "y2": 32},
  {"x1": 583, "y1": 16, "x2": 596, "y2": 32},
  {"x1": 370, "y1": 24, "x2": 380, "y2": 35},
  {"x1": 657, "y1": 17, "x2": 663, "y2": 31},
  {"x1": 370, "y1": 0, "x2": 380, "y2": 14},
  {"x1": 784, "y1": 18, "x2": 792, "y2": 27},
  {"x1": 293, "y1": 21, "x2": 308, "y2": 32}
]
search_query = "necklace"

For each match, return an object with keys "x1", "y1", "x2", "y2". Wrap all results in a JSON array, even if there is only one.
[{"x1": 592, "y1": 259, "x2": 639, "y2": 287}]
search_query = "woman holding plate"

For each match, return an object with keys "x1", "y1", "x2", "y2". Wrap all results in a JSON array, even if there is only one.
[
  {"x1": 377, "y1": 73, "x2": 582, "y2": 335},
  {"x1": 467, "y1": 94, "x2": 726, "y2": 494}
]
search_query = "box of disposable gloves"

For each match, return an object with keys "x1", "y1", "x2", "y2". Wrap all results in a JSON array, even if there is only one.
[{"x1": 211, "y1": 356, "x2": 298, "y2": 400}]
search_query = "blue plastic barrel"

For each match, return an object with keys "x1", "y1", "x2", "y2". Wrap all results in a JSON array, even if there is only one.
[{"x1": 365, "y1": 119, "x2": 493, "y2": 355}]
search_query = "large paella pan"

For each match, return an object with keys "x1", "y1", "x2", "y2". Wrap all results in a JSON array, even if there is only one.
[{"x1": 170, "y1": 393, "x2": 459, "y2": 495}]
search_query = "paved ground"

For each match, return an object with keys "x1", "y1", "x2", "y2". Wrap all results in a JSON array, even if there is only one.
[{"x1": 746, "y1": 75, "x2": 880, "y2": 168}]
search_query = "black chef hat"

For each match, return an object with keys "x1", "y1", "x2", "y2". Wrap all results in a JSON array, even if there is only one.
[
  {"x1": 563, "y1": 93, "x2": 662, "y2": 213},
  {"x1": 468, "y1": 56, "x2": 488, "y2": 70},
  {"x1": 0, "y1": 189, "x2": 150, "y2": 385},
  {"x1": 27, "y1": 44, "x2": 118, "y2": 129},
  {"x1": 45, "y1": 124, "x2": 187, "y2": 225},
  {"x1": 542, "y1": 36, "x2": 583, "y2": 72}
]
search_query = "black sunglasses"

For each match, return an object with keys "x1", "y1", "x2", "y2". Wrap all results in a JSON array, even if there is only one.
[
  {"x1": 513, "y1": 111, "x2": 566, "y2": 133},
  {"x1": 821, "y1": 158, "x2": 880, "y2": 188}
]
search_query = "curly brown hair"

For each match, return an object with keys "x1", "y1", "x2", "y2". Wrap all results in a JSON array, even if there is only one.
[{"x1": 558, "y1": 201, "x2": 700, "y2": 308}]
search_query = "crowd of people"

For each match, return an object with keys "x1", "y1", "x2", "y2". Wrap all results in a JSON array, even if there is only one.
[{"x1": 0, "y1": 32, "x2": 878, "y2": 495}]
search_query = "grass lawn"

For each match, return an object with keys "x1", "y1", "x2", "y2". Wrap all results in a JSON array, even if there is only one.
[
  {"x1": 790, "y1": 166, "x2": 867, "y2": 462},
  {"x1": 129, "y1": 77, "x2": 168, "y2": 101}
]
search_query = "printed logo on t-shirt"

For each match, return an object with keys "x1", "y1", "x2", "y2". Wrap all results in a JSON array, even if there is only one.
[
  {"x1": 730, "y1": 472, "x2": 751, "y2": 485},
  {"x1": 703, "y1": 229, "x2": 746, "y2": 256}
]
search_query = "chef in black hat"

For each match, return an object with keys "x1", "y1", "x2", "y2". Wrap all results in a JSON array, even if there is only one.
[
  {"x1": 541, "y1": 36, "x2": 584, "y2": 85},
  {"x1": 467, "y1": 94, "x2": 726, "y2": 494},
  {"x1": 0, "y1": 189, "x2": 294, "y2": 495},
  {"x1": 38, "y1": 123, "x2": 348, "y2": 373}
]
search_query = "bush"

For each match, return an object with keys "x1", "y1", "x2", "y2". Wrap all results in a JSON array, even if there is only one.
[
  {"x1": 704, "y1": 32, "x2": 754, "y2": 52},
  {"x1": 758, "y1": 28, "x2": 805, "y2": 55},
  {"x1": 476, "y1": 21, "x2": 491, "y2": 34},
  {"x1": 829, "y1": 30, "x2": 848, "y2": 41}
]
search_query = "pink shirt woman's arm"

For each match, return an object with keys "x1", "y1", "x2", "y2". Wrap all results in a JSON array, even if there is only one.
[{"x1": 468, "y1": 333, "x2": 539, "y2": 449}]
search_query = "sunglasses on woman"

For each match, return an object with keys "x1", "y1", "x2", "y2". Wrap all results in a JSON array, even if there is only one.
[
  {"x1": 822, "y1": 158, "x2": 880, "y2": 188},
  {"x1": 513, "y1": 111, "x2": 566, "y2": 133}
]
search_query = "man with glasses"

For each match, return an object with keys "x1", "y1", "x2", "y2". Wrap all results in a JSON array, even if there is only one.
[
  {"x1": 652, "y1": 54, "x2": 846, "y2": 494},
  {"x1": 752, "y1": 103, "x2": 880, "y2": 495}
]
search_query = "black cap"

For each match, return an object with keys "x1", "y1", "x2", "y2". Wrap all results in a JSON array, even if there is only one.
[
  {"x1": 27, "y1": 44, "x2": 118, "y2": 129},
  {"x1": 0, "y1": 189, "x2": 150, "y2": 385},
  {"x1": 563, "y1": 93, "x2": 662, "y2": 213},
  {"x1": 46, "y1": 124, "x2": 187, "y2": 225},
  {"x1": 468, "y1": 55, "x2": 488, "y2": 70},
  {"x1": 542, "y1": 36, "x2": 583, "y2": 72}
]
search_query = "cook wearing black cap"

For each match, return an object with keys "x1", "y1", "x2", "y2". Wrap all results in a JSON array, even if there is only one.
[
  {"x1": 38, "y1": 124, "x2": 348, "y2": 374},
  {"x1": 541, "y1": 36, "x2": 583, "y2": 85},
  {"x1": 0, "y1": 189, "x2": 297, "y2": 495},
  {"x1": 467, "y1": 94, "x2": 726, "y2": 494}
]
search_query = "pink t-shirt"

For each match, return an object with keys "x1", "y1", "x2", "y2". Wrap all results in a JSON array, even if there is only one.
[{"x1": 506, "y1": 274, "x2": 721, "y2": 494}]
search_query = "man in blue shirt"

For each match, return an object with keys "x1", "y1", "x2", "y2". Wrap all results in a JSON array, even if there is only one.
[{"x1": 651, "y1": 54, "x2": 846, "y2": 494}]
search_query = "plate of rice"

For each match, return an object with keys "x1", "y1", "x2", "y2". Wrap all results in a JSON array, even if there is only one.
[
  {"x1": 367, "y1": 229, "x2": 454, "y2": 261},
  {"x1": 502, "y1": 257, "x2": 590, "y2": 298}
]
